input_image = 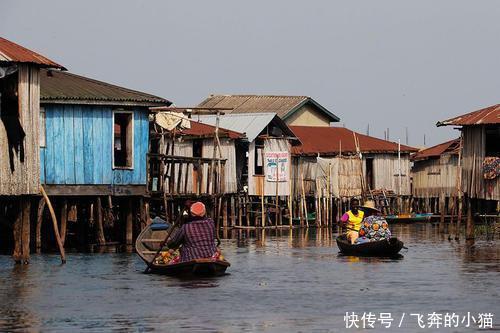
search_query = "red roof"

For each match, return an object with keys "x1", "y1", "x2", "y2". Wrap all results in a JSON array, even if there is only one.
[
  {"x1": 412, "y1": 138, "x2": 460, "y2": 161},
  {"x1": 0, "y1": 37, "x2": 65, "y2": 69},
  {"x1": 180, "y1": 121, "x2": 244, "y2": 140},
  {"x1": 291, "y1": 126, "x2": 418, "y2": 156},
  {"x1": 437, "y1": 104, "x2": 500, "y2": 126}
]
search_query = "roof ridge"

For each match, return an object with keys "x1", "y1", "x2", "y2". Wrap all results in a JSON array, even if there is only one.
[{"x1": 209, "y1": 94, "x2": 308, "y2": 99}]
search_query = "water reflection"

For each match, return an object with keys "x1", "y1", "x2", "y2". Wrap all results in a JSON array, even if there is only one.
[{"x1": 0, "y1": 223, "x2": 498, "y2": 332}]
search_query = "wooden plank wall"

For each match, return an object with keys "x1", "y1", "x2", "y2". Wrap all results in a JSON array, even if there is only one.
[
  {"x1": 373, "y1": 154, "x2": 411, "y2": 195},
  {"x1": 462, "y1": 126, "x2": 499, "y2": 200},
  {"x1": 411, "y1": 155, "x2": 459, "y2": 198},
  {"x1": 41, "y1": 105, "x2": 149, "y2": 185},
  {"x1": 0, "y1": 65, "x2": 40, "y2": 195}
]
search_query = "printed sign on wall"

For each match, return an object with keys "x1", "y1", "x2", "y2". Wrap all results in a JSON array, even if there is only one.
[{"x1": 265, "y1": 151, "x2": 289, "y2": 182}]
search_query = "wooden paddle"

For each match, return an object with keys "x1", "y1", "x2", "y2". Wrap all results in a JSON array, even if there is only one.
[{"x1": 144, "y1": 211, "x2": 185, "y2": 274}]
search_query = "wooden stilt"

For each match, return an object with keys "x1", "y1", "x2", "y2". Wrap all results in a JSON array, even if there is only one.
[
  {"x1": 466, "y1": 197, "x2": 474, "y2": 240},
  {"x1": 261, "y1": 177, "x2": 265, "y2": 227},
  {"x1": 96, "y1": 197, "x2": 106, "y2": 246},
  {"x1": 439, "y1": 193, "x2": 445, "y2": 233},
  {"x1": 60, "y1": 199, "x2": 68, "y2": 246},
  {"x1": 139, "y1": 197, "x2": 146, "y2": 230},
  {"x1": 40, "y1": 186, "x2": 66, "y2": 264},
  {"x1": 21, "y1": 198, "x2": 31, "y2": 263},
  {"x1": 237, "y1": 196, "x2": 242, "y2": 227},
  {"x1": 13, "y1": 199, "x2": 30, "y2": 264},
  {"x1": 126, "y1": 198, "x2": 133, "y2": 245},
  {"x1": 223, "y1": 197, "x2": 228, "y2": 228},
  {"x1": 145, "y1": 200, "x2": 150, "y2": 226},
  {"x1": 245, "y1": 194, "x2": 251, "y2": 227},
  {"x1": 36, "y1": 197, "x2": 46, "y2": 253}
]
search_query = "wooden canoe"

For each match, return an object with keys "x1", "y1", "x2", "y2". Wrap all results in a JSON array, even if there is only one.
[
  {"x1": 336, "y1": 235, "x2": 404, "y2": 257},
  {"x1": 136, "y1": 221, "x2": 230, "y2": 276},
  {"x1": 384, "y1": 213, "x2": 433, "y2": 223}
]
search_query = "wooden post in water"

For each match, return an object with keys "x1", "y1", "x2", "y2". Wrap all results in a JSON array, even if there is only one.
[
  {"x1": 60, "y1": 199, "x2": 68, "y2": 247},
  {"x1": 36, "y1": 197, "x2": 46, "y2": 253},
  {"x1": 126, "y1": 198, "x2": 133, "y2": 245},
  {"x1": 300, "y1": 167, "x2": 309, "y2": 228},
  {"x1": 439, "y1": 192, "x2": 445, "y2": 233},
  {"x1": 261, "y1": 176, "x2": 265, "y2": 227},
  {"x1": 222, "y1": 197, "x2": 228, "y2": 228},
  {"x1": 13, "y1": 197, "x2": 31, "y2": 264},
  {"x1": 40, "y1": 186, "x2": 66, "y2": 264},
  {"x1": 96, "y1": 197, "x2": 106, "y2": 246},
  {"x1": 466, "y1": 197, "x2": 474, "y2": 240},
  {"x1": 288, "y1": 174, "x2": 293, "y2": 228}
]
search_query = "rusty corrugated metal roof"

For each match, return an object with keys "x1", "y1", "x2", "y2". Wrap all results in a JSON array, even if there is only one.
[
  {"x1": 0, "y1": 37, "x2": 65, "y2": 69},
  {"x1": 40, "y1": 69, "x2": 170, "y2": 106},
  {"x1": 437, "y1": 104, "x2": 500, "y2": 126},
  {"x1": 411, "y1": 138, "x2": 460, "y2": 161},
  {"x1": 291, "y1": 126, "x2": 418, "y2": 156},
  {"x1": 180, "y1": 121, "x2": 245, "y2": 140},
  {"x1": 197, "y1": 94, "x2": 339, "y2": 122}
]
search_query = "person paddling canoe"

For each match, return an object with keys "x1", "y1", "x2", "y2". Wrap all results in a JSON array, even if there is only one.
[
  {"x1": 167, "y1": 201, "x2": 218, "y2": 262},
  {"x1": 340, "y1": 198, "x2": 364, "y2": 244}
]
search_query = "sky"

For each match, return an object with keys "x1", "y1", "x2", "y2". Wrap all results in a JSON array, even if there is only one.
[{"x1": 2, "y1": 0, "x2": 499, "y2": 147}]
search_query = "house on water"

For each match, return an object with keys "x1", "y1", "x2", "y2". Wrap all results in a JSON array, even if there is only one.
[
  {"x1": 411, "y1": 138, "x2": 461, "y2": 215},
  {"x1": 0, "y1": 37, "x2": 65, "y2": 262},
  {"x1": 291, "y1": 125, "x2": 418, "y2": 221},
  {"x1": 39, "y1": 68, "x2": 171, "y2": 248},
  {"x1": 437, "y1": 105, "x2": 499, "y2": 238},
  {"x1": 147, "y1": 109, "x2": 245, "y2": 226},
  {"x1": 195, "y1": 112, "x2": 300, "y2": 227},
  {"x1": 197, "y1": 95, "x2": 339, "y2": 127}
]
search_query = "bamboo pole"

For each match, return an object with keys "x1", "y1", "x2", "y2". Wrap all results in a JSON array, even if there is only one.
[
  {"x1": 455, "y1": 134, "x2": 463, "y2": 240},
  {"x1": 315, "y1": 177, "x2": 321, "y2": 226},
  {"x1": 300, "y1": 167, "x2": 309, "y2": 228},
  {"x1": 261, "y1": 176, "x2": 265, "y2": 227},
  {"x1": 40, "y1": 186, "x2": 66, "y2": 264},
  {"x1": 275, "y1": 153, "x2": 279, "y2": 228},
  {"x1": 288, "y1": 160, "x2": 293, "y2": 228}
]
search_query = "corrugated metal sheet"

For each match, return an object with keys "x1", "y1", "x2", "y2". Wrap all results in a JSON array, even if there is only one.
[
  {"x1": 40, "y1": 69, "x2": 170, "y2": 106},
  {"x1": 437, "y1": 104, "x2": 500, "y2": 126},
  {"x1": 194, "y1": 112, "x2": 295, "y2": 142},
  {"x1": 291, "y1": 126, "x2": 418, "y2": 155},
  {"x1": 197, "y1": 94, "x2": 339, "y2": 122},
  {"x1": 412, "y1": 138, "x2": 460, "y2": 161},
  {"x1": 180, "y1": 121, "x2": 244, "y2": 140},
  {"x1": 0, "y1": 37, "x2": 65, "y2": 69}
]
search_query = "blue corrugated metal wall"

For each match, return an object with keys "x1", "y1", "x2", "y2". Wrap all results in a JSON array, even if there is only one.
[{"x1": 40, "y1": 105, "x2": 149, "y2": 185}]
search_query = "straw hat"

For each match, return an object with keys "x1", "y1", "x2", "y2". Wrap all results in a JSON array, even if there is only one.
[
  {"x1": 190, "y1": 201, "x2": 206, "y2": 217},
  {"x1": 361, "y1": 200, "x2": 380, "y2": 212}
]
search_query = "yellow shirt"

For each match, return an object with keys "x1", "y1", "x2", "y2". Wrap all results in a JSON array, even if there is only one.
[{"x1": 346, "y1": 210, "x2": 364, "y2": 230}]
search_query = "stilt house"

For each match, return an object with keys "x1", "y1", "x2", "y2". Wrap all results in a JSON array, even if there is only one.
[
  {"x1": 195, "y1": 112, "x2": 299, "y2": 197},
  {"x1": 411, "y1": 139, "x2": 461, "y2": 214},
  {"x1": 39, "y1": 69, "x2": 170, "y2": 246},
  {"x1": 437, "y1": 105, "x2": 500, "y2": 213},
  {"x1": 0, "y1": 37, "x2": 65, "y2": 261},
  {"x1": 291, "y1": 126, "x2": 418, "y2": 217}
]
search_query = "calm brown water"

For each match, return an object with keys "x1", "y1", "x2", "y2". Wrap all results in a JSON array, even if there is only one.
[{"x1": 0, "y1": 223, "x2": 499, "y2": 332}]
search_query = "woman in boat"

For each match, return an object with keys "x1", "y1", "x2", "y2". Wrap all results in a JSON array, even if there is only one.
[
  {"x1": 340, "y1": 198, "x2": 364, "y2": 244},
  {"x1": 358, "y1": 200, "x2": 391, "y2": 242},
  {"x1": 167, "y1": 201, "x2": 217, "y2": 262}
]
